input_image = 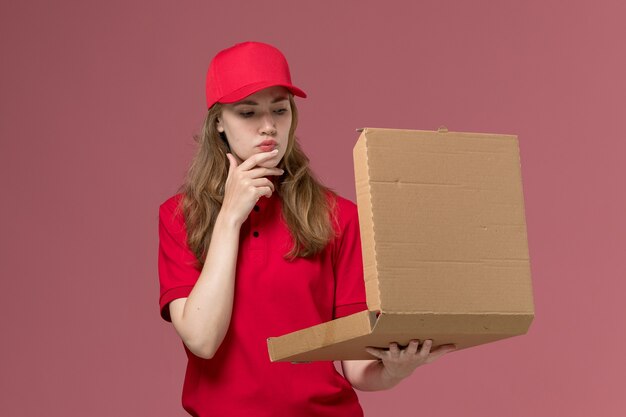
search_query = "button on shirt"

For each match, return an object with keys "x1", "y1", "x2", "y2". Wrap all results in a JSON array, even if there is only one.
[{"x1": 158, "y1": 190, "x2": 367, "y2": 417}]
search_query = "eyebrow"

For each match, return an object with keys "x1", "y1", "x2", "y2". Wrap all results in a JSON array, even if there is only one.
[{"x1": 233, "y1": 96, "x2": 289, "y2": 106}]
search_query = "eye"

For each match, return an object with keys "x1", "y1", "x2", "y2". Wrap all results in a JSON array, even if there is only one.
[
  {"x1": 274, "y1": 108, "x2": 288, "y2": 115},
  {"x1": 239, "y1": 111, "x2": 254, "y2": 118}
]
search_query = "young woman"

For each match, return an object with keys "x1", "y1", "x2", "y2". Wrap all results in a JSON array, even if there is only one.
[{"x1": 158, "y1": 41, "x2": 455, "y2": 416}]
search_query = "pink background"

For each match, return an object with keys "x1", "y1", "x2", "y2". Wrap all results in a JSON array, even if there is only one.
[{"x1": 1, "y1": 1, "x2": 624, "y2": 416}]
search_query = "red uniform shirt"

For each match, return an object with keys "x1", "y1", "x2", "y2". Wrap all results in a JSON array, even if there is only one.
[{"x1": 158, "y1": 190, "x2": 368, "y2": 416}]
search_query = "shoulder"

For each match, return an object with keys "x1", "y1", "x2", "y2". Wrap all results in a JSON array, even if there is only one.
[
  {"x1": 330, "y1": 192, "x2": 357, "y2": 218},
  {"x1": 160, "y1": 193, "x2": 184, "y2": 212},
  {"x1": 159, "y1": 193, "x2": 185, "y2": 229},
  {"x1": 325, "y1": 190, "x2": 359, "y2": 234}
]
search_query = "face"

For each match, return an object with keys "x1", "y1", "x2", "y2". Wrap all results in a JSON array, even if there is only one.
[{"x1": 216, "y1": 86, "x2": 292, "y2": 168}]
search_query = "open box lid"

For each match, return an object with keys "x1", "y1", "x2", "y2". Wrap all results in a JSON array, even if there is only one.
[
  {"x1": 357, "y1": 127, "x2": 533, "y2": 315},
  {"x1": 267, "y1": 127, "x2": 534, "y2": 362}
]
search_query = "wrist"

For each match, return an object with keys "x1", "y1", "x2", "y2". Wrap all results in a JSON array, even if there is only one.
[{"x1": 215, "y1": 210, "x2": 243, "y2": 229}]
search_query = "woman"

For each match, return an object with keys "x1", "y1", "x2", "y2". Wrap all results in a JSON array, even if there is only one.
[{"x1": 158, "y1": 41, "x2": 455, "y2": 416}]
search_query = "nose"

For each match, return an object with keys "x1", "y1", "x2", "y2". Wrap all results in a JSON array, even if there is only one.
[{"x1": 260, "y1": 112, "x2": 277, "y2": 136}]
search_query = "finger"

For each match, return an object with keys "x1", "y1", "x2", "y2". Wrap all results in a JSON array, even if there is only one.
[
  {"x1": 250, "y1": 178, "x2": 275, "y2": 193},
  {"x1": 239, "y1": 149, "x2": 279, "y2": 171},
  {"x1": 389, "y1": 342, "x2": 400, "y2": 356},
  {"x1": 226, "y1": 153, "x2": 238, "y2": 173},
  {"x1": 247, "y1": 166, "x2": 284, "y2": 179},
  {"x1": 419, "y1": 339, "x2": 433, "y2": 358},
  {"x1": 432, "y1": 344, "x2": 457, "y2": 355},
  {"x1": 258, "y1": 185, "x2": 273, "y2": 200},
  {"x1": 426, "y1": 344, "x2": 456, "y2": 364},
  {"x1": 365, "y1": 347, "x2": 384, "y2": 360},
  {"x1": 406, "y1": 339, "x2": 420, "y2": 355}
]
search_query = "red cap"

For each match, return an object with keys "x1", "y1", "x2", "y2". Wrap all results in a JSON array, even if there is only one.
[{"x1": 205, "y1": 41, "x2": 307, "y2": 109}]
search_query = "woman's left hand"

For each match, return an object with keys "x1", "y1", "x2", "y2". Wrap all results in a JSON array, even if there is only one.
[{"x1": 365, "y1": 340, "x2": 456, "y2": 381}]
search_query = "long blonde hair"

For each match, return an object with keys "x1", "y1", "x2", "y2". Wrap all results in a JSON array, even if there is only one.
[{"x1": 178, "y1": 95, "x2": 337, "y2": 266}]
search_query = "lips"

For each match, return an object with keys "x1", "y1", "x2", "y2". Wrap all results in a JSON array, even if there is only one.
[{"x1": 257, "y1": 140, "x2": 277, "y2": 152}]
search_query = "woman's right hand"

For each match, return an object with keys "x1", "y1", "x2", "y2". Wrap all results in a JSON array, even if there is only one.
[{"x1": 220, "y1": 149, "x2": 284, "y2": 226}]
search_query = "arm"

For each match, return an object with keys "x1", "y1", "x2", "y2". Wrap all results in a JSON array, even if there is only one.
[
  {"x1": 340, "y1": 359, "x2": 403, "y2": 391},
  {"x1": 167, "y1": 151, "x2": 283, "y2": 359},
  {"x1": 168, "y1": 212, "x2": 241, "y2": 359},
  {"x1": 341, "y1": 340, "x2": 456, "y2": 391}
]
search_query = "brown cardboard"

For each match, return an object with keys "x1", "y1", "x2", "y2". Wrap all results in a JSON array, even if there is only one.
[{"x1": 267, "y1": 127, "x2": 534, "y2": 362}]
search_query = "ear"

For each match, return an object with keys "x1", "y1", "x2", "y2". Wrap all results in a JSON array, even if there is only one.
[{"x1": 216, "y1": 118, "x2": 224, "y2": 133}]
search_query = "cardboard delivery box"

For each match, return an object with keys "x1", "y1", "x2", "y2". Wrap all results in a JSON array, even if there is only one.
[{"x1": 267, "y1": 127, "x2": 534, "y2": 362}]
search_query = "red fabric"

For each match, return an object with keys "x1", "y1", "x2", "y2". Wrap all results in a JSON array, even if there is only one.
[
  {"x1": 158, "y1": 191, "x2": 367, "y2": 416},
  {"x1": 205, "y1": 41, "x2": 307, "y2": 109}
]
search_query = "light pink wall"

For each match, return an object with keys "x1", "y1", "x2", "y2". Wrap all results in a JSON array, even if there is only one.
[{"x1": 1, "y1": 1, "x2": 624, "y2": 416}]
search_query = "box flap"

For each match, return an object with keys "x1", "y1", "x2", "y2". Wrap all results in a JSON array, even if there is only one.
[
  {"x1": 267, "y1": 310, "x2": 534, "y2": 362},
  {"x1": 354, "y1": 128, "x2": 534, "y2": 315},
  {"x1": 267, "y1": 310, "x2": 378, "y2": 362}
]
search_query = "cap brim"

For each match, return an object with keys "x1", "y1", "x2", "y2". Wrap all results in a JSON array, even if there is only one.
[{"x1": 218, "y1": 81, "x2": 307, "y2": 104}]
